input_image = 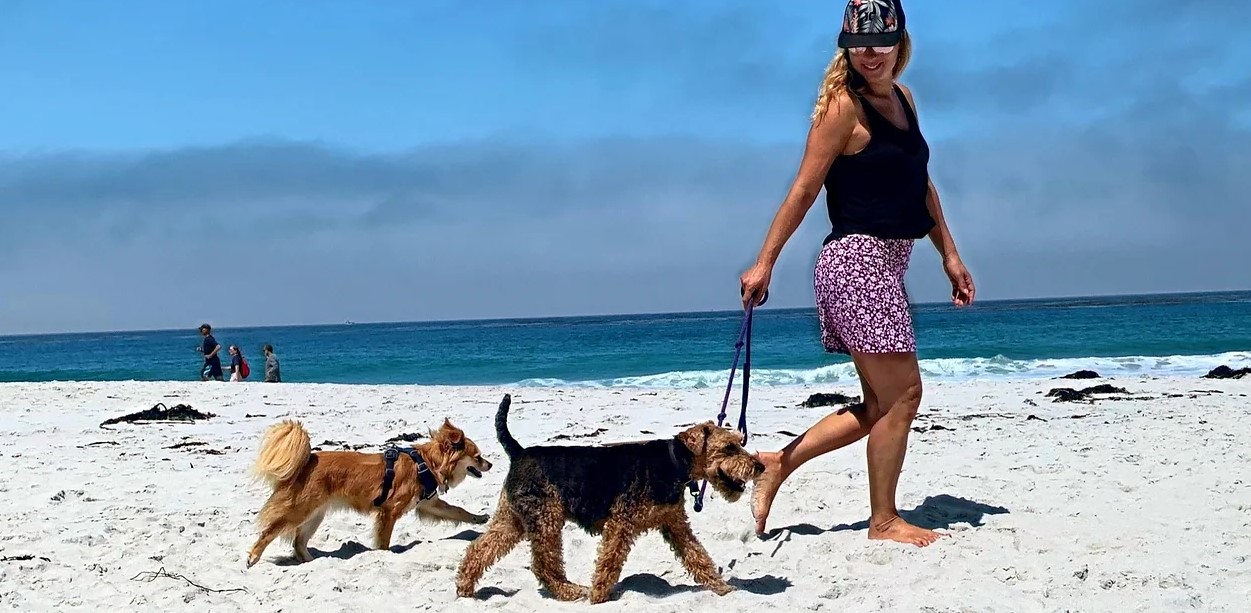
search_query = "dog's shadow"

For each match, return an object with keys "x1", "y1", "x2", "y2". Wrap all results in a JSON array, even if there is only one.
[
  {"x1": 765, "y1": 494, "x2": 1010, "y2": 541},
  {"x1": 270, "y1": 530, "x2": 484, "y2": 566},
  {"x1": 614, "y1": 572, "x2": 792, "y2": 599},
  {"x1": 442, "y1": 529, "x2": 484, "y2": 542},
  {"x1": 272, "y1": 539, "x2": 424, "y2": 565}
]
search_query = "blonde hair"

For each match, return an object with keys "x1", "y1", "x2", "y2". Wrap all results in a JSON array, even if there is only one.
[{"x1": 811, "y1": 31, "x2": 912, "y2": 124}]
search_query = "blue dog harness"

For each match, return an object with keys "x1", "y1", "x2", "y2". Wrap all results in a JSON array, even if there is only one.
[{"x1": 372, "y1": 445, "x2": 440, "y2": 507}]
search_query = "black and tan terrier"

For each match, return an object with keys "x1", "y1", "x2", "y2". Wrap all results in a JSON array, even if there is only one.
[{"x1": 456, "y1": 394, "x2": 764, "y2": 604}]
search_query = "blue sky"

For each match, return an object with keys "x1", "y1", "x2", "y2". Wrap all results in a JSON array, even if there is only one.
[{"x1": 1, "y1": 0, "x2": 1249, "y2": 334}]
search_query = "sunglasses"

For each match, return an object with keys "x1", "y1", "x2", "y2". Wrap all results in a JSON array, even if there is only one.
[{"x1": 848, "y1": 45, "x2": 896, "y2": 55}]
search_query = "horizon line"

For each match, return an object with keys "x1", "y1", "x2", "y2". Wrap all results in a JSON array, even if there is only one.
[{"x1": 2, "y1": 287, "x2": 1246, "y2": 339}]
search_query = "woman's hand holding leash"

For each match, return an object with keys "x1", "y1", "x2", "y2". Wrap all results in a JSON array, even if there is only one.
[{"x1": 739, "y1": 263, "x2": 772, "y2": 310}]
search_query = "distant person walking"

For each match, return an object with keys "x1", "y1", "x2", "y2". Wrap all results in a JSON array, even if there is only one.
[
  {"x1": 198, "y1": 324, "x2": 224, "y2": 381},
  {"x1": 263, "y1": 344, "x2": 282, "y2": 383},
  {"x1": 228, "y1": 345, "x2": 250, "y2": 381}
]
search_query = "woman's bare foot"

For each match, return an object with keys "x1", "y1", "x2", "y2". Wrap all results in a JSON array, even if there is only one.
[
  {"x1": 868, "y1": 515, "x2": 945, "y2": 547},
  {"x1": 750, "y1": 451, "x2": 786, "y2": 535}
]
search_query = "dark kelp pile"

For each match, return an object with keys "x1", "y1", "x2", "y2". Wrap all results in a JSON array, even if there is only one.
[
  {"x1": 100, "y1": 403, "x2": 216, "y2": 429},
  {"x1": 1045, "y1": 384, "x2": 1129, "y2": 403},
  {"x1": 1204, "y1": 365, "x2": 1251, "y2": 379},
  {"x1": 798, "y1": 392, "x2": 862, "y2": 408},
  {"x1": 1059, "y1": 370, "x2": 1100, "y2": 380}
]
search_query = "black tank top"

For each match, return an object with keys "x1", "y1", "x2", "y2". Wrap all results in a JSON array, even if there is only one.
[{"x1": 822, "y1": 85, "x2": 935, "y2": 244}]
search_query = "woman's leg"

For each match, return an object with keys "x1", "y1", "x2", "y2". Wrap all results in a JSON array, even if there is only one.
[
  {"x1": 853, "y1": 350, "x2": 942, "y2": 547},
  {"x1": 751, "y1": 365, "x2": 881, "y2": 535}
]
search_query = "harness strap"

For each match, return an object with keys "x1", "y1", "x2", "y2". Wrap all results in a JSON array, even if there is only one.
[
  {"x1": 372, "y1": 448, "x2": 400, "y2": 507},
  {"x1": 691, "y1": 300, "x2": 756, "y2": 512},
  {"x1": 372, "y1": 446, "x2": 440, "y2": 507}
]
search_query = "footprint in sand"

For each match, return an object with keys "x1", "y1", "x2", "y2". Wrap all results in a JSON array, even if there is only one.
[{"x1": 849, "y1": 548, "x2": 896, "y2": 566}]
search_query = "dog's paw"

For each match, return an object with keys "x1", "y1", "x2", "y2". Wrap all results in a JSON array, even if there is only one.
[{"x1": 710, "y1": 583, "x2": 734, "y2": 596}]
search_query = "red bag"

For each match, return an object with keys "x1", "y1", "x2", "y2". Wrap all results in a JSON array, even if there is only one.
[{"x1": 240, "y1": 357, "x2": 251, "y2": 380}]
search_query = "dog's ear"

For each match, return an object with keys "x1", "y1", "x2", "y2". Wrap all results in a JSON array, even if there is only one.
[
  {"x1": 441, "y1": 419, "x2": 465, "y2": 450},
  {"x1": 679, "y1": 421, "x2": 713, "y2": 452}
]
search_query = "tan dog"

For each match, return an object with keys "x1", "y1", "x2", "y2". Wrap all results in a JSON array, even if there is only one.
[{"x1": 245, "y1": 418, "x2": 492, "y2": 567}]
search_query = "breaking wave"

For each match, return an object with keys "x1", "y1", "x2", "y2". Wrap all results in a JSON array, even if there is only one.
[{"x1": 516, "y1": 351, "x2": 1251, "y2": 388}]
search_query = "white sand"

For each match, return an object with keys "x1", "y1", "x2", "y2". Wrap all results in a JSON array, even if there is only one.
[{"x1": 1, "y1": 376, "x2": 1248, "y2": 612}]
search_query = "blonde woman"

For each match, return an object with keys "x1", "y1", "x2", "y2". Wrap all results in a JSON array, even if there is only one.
[{"x1": 739, "y1": 0, "x2": 975, "y2": 546}]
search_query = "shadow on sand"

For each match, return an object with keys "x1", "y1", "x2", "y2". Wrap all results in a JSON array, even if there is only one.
[
  {"x1": 272, "y1": 539, "x2": 425, "y2": 565},
  {"x1": 765, "y1": 494, "x2": 1010, "y2": 541},
  {"x1": 273, "y1": 528, "x2": 485, "y2": 565},
  {"x1": 612, "y1": 572, "x2": 792, "y2": 600},
  {"x1": 442, "y1": 529, "x2": 484, "y2": 542}
]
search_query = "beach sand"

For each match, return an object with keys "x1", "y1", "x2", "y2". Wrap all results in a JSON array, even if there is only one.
[{"x1": 0, "y1": 376, "x2": 1247, "y2": 612}]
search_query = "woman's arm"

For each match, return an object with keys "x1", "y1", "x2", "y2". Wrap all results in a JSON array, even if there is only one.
[
  {"x1": 899, "y1": 84, "x2": 975, "y2": 305},
  {"x1": 752, "y1": 92, "x2": 859, "y2": 268},
  {"x1": 924, "y1": 179, "x2": 960, "y2": 261}
]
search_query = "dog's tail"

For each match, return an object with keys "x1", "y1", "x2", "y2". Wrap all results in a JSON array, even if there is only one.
[
  {"x1": 252, "y1": 419, "x2": 312, "y2": 485},
  {"x1": 495, "y1": 394, "x2": 523, "y2": 459}
]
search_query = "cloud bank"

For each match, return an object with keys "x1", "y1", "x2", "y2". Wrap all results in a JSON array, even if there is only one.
[{"x1": 1, "y1": 0, "x2": 1247, "y2": 334}]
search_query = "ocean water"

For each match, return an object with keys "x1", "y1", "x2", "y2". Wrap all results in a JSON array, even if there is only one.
[{"x1": 1, "y1": 291, "x2": 1249, "y2": 388}]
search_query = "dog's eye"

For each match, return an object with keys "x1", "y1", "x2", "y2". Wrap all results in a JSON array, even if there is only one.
[{"x1": 722, "y1": 444, "x2": 738, "y2": 454}]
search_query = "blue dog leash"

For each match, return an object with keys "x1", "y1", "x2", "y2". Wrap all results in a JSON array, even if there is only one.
[{"x1": 691, "y1": 290, "x2": 764, "y2": 512}]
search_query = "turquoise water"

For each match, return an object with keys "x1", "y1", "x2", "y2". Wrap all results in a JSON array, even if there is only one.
[{"x1": 1, "y1": 292, "x2": 1249, "y2": 387}]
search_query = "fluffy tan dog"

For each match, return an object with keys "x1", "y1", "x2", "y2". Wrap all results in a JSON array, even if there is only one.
[{"x1": 245, "y1": 418, "x2": 492, "y2": 567}]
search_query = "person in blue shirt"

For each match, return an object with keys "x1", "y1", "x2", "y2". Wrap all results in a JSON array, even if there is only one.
[{"x1": 198, "y1": 324, "x2": 223, "y2": 381}]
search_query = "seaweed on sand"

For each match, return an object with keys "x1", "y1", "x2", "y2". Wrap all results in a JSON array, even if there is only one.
[{"x1": 100, "y1": 403, "x2": 216, "y2": 429}]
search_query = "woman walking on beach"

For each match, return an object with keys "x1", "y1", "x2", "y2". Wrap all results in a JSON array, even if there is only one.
[
  {"x1": 740, "y1": 0, "x2": 975, "y2": 547},
  {"x1": 228, "y1": 345, "x2": 248, "y2": 381}
]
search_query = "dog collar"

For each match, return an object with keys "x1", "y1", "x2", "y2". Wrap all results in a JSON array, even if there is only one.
[
  {"x1": 669, "y1": 439, "x2": 710, "y2": 512},
  {"x1": 667, "y1": 439, "x2": 697, "y2": 486},
  {"x1": 372, "y1": 445, "x2": 440, "y2": 507}
]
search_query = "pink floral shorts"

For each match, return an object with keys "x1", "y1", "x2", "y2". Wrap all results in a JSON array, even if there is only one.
[{"x1": 814, "y1": 234, "x2": 917, "y2": 355}]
